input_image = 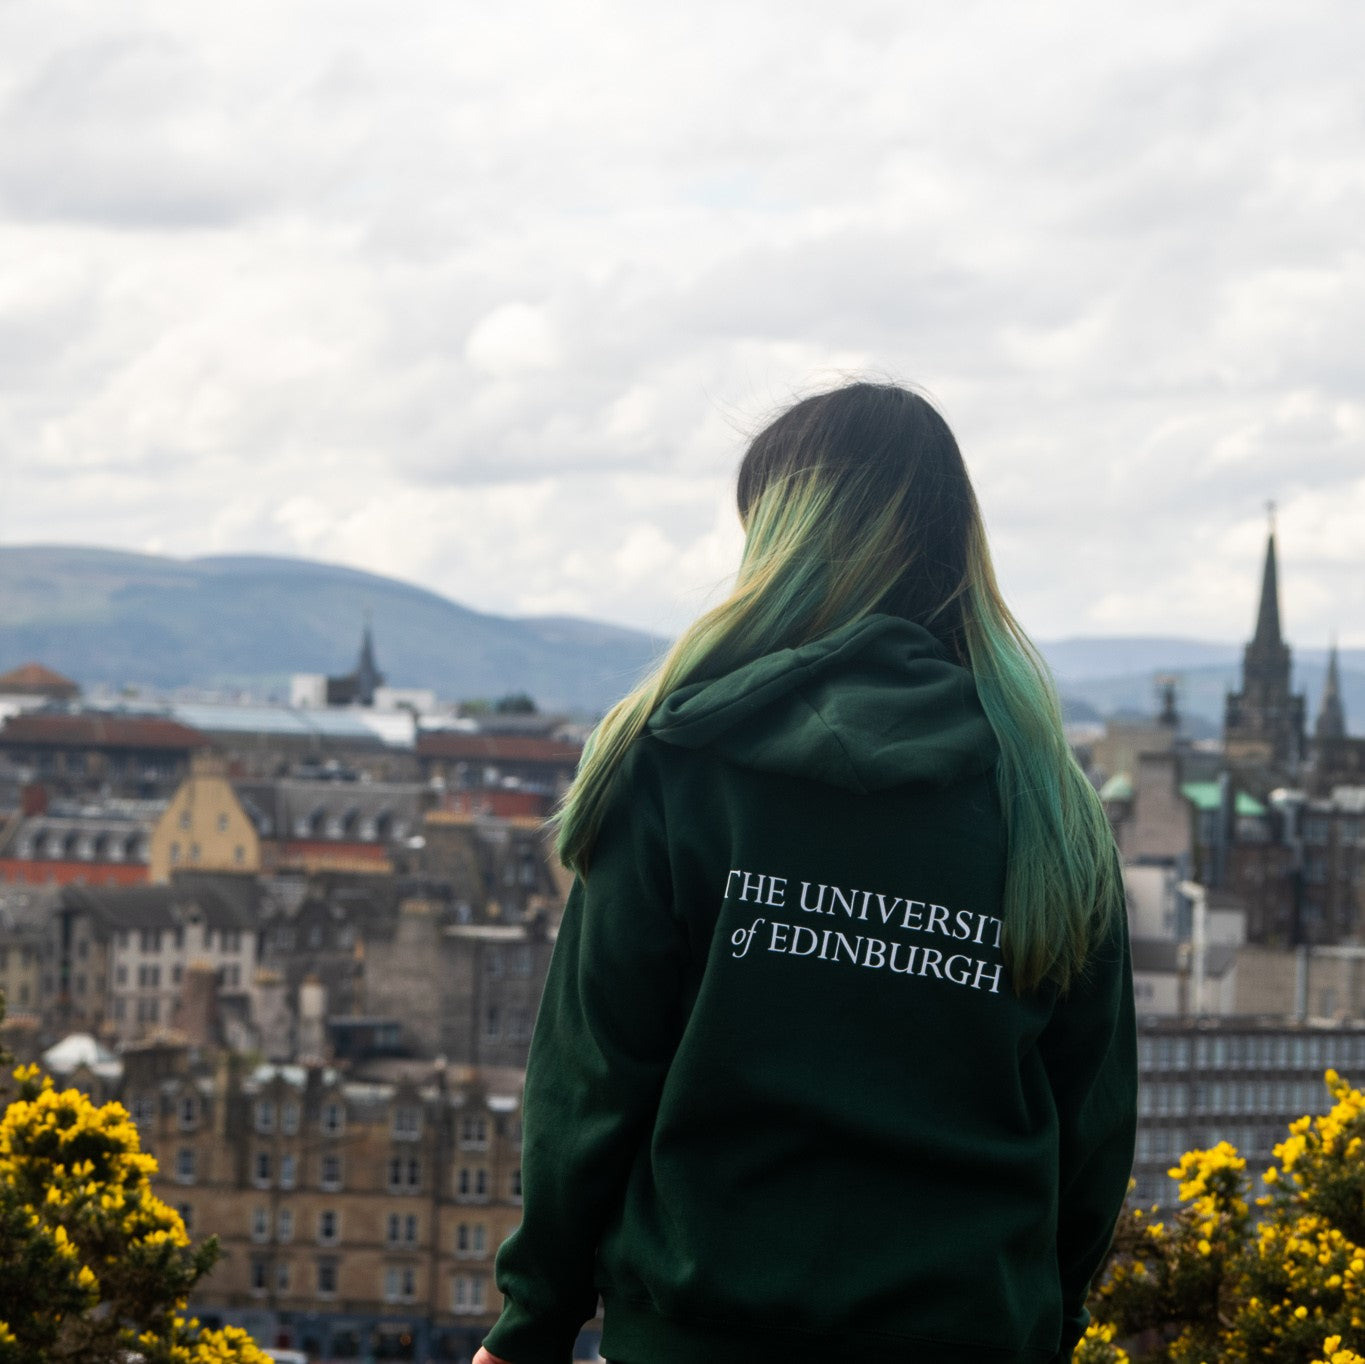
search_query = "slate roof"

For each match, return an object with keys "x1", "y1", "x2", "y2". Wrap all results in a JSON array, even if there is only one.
[
  {"x1": 0, "y1": 712, "x2": 208, "y2": 751},
  {"x1": 234, "y1": 779, "x2": 425, "y2": 841},
  {"x1": 416, "y1": 732, "x2": 581, "y2": 764},
  {"x1": 61, "y1": 881, "x2": 261, "y2": 933}
]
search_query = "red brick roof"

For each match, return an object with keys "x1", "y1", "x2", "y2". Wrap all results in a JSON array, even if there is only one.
[
  {"x1": 0, "y1": 712, "x2": 209, "y2": 751},
  {"x1": 416, "y1": 732, "x2": 581, "y2": 764},
  {"x1": 0, "y1": 663, "x2": 81, "y2": 697}
]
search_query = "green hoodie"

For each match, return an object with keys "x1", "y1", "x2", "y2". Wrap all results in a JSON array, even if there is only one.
[{"x1": 485, "y1": 615, "x2": 1136, "y2": 1364}]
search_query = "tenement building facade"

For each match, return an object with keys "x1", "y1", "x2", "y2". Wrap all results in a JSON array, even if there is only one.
[{"x1": 131, "y1": 1049, "x2": 572, "y2": 1362}]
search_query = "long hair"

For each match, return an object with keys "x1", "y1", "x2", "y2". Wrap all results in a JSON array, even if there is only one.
[{"x1": 556, "y1": 382, "x2": 1120, "y2": 993}]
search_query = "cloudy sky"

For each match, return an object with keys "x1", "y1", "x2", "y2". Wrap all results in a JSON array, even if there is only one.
[{"x1": 1, "y1": 0, "x2": 1362, "y2": 646}]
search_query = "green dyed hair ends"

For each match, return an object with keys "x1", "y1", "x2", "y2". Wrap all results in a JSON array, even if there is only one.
[{"x1": 555, "y1": 382, "x2": 1120, "y2": 994}]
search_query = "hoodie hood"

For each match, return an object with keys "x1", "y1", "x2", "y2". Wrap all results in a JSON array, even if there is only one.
[{"x1": 646, "y1": 614, "x2": 997, "y2": 792}]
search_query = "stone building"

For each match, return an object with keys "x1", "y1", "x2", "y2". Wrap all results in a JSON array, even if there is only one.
[
  {"x1": 1223, "y1": 524, "x2": 1307, "y2": 775},
  {"x1": 148, "y1": 753, "x2": 263, "y2": 882},
  {"x1": 363, "y1": 899, "x2": 556, "y2": 1068},
  {"x1": 121, "y1": 1048, "x2": 581, "y2": 1362},
  {"x1": 0, "y1": 797, "x2": 160, "y2": 888},
  {"x1": 42, "y1": 878, "x2": 263, "y2": 1045},
  {"x1": 0, "y1": 710, "x2": 210, "y2": 799}
]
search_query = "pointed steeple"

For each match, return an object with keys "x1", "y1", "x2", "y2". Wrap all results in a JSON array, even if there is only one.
[
  {"x1": 1223, "y1": 506, "x2": 1306, "y2": 770},
  {"x1": 354, "y1": 620, "x2": 384, "y2": 706},
  {"x1": 1250, "y1": 509, "x2": 1284, "y2": 653},
  {"x1": 1315, "y1": 640, "x2": 1347, "y2": 742}
]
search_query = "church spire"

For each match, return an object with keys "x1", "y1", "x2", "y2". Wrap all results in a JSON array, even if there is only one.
[
  {"x1": 1251, "y1": 508, "x2": 1284, "y2": 653},
  {"x1": 1315, "y1": 640, "x2": 1347, "y2": 742}
]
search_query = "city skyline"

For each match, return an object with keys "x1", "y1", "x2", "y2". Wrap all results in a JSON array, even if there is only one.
[{"x1": 2, "y1": 1, "x2": 1362, "y2": 645}]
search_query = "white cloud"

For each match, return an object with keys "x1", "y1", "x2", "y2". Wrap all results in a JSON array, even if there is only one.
[
  {"x1": 464, "y1": 303, "x2": 561, "y2": 378},
  {"x1": 1, "y1": 0, "x2": 1364, "y2": 649}
]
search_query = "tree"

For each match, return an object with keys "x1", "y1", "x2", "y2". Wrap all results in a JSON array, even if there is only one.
[
  {"x1": 1086, "y1": 1069, "x2": 1365, "y2": 1364},
  {"x1": 0, "y1": 1026, "x2": 268, "y2": 1364}
]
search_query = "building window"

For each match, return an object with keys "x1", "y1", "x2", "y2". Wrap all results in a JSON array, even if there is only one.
[
  {"x1": 321, "y1": 1153, "x2": 343, "y2": 1191},
  {"x1": 483, "y1": 1006, "x2": 501, "y2": 1041},
  {"x1": 384, "y1": 1265, "x2": 417, "y2": 1303},
  {"x1": 282, "y1": 1102, "x2": 300, "y2": 1135},
  {"x1": 393, "y1": 1105, "x2": 421, "y2": 1140},
  {"x1": 322, "y1": 1101, "x2": 344, "y2": 1135},
  {"x1": 316, "y1": 1258, "x2": 338, "y2": 1297},
  {"x1": 177, "y1": 1202, "x2": 194, "y2": 1233},
  {"x1": 217, "y1": 812, "x2": 229, "y2": 833},
  {"x1": 254, "y1": 1151, "x2": 272, "y2": 1187},
  {"x1": 277, "y1": 1208, "x2": 293, "y2": 1243},
  {"x1": 250, "y1": 1255, "x2": 268, "y2": 1295},
  {"x1": 459, "y1": 1115, "x2": 488, "y2": 1150},
  {"x1": 457, "y1": 1167, "x2": 489, "y2": 1203},
  {"x1": 509, "y1": 1168, "x2": 522, "y2": 1202},
  {"x1": 179, "y1": 810, "x2": 192, "y2": 831},
  {"x1": 386, "y1": 1212, "x2": 419, "y2": 1247},
  {"x1": 455, "y1": 1222, "x2": 487, "y2": 1258},
  {"x1": 251, "y1": 1207, "x2": 270, "y2": 1242},
  {"x1": 453, "y1": 1274, "x2": 486, "y2": 1314},
  {"x1": 280, "y1": 1154, "x2": 296, "y2": 1190},
  {"x1": 254, "y1": 1100, "x2": 275, "y2": 1133},
  {"x1": 174, "y1": 1148, "x2": 195, "y2": 1184},
  {"x1": 318, "y1": 1209, "x2": 339, "y2": 1244},
  {"x1": 276, "y1": 1258, "x2": 291, "y2": 1293},
  {"x1": 178, "y1": 1095, "x2": 197, "y2": 1130},
  {"x1": 132, "y1": 1095, "x2": 155, "y2": 1126},
  {"x1": 387, "y1": 1154, "x2": 420, "y2": 1191}
]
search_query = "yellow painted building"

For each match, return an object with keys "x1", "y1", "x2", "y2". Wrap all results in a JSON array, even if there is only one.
[{"x1": 148, "y1": 754, "x2": 261, "y2": 883}]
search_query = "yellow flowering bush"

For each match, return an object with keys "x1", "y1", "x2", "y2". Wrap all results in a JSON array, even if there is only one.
[
  {"x1": 1072, "y1": 1319, "x2": 1131, "y2": 1363},
  {"x1": 0, "y1": 1060, "x2": 268, "y2": 1364},
  {"x1": 1085, "y1": 1070, "x2": 1365, "y2": 1363}
]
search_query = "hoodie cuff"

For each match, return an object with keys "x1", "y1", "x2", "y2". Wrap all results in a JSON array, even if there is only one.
[
  {"x1": 1053, "y1": 1306, "x2": 1089, "y2": 1361},
  {"x1": 482, "y1": 1297, "x2": 585, "y2": 1364}
]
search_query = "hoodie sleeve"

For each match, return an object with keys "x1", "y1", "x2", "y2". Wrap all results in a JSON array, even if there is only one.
[
  {"x1": 483, "y1": 748, "x2": 687, "y2": 1364},
  {"x1": 1038, "y1": 900, "x2": 1137, "y2": 1362}
]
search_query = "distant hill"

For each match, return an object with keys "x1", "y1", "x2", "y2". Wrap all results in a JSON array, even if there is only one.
[
  {"x1": 0, "y1": 546, "x2": 667, "y2": 715},
  {"x1": 1, "y1": 544, "x2": 1361, "y2": 730}
]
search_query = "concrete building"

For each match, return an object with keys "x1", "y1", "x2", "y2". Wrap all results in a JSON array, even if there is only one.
[{"x1": 1133, "y1": 1017, "x2": 1365, "y2": 1208}]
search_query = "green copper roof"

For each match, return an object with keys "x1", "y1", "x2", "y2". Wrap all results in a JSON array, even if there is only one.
[{"x1": 1180, "y1": 782, "x2": 1267, "y2": 817}]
